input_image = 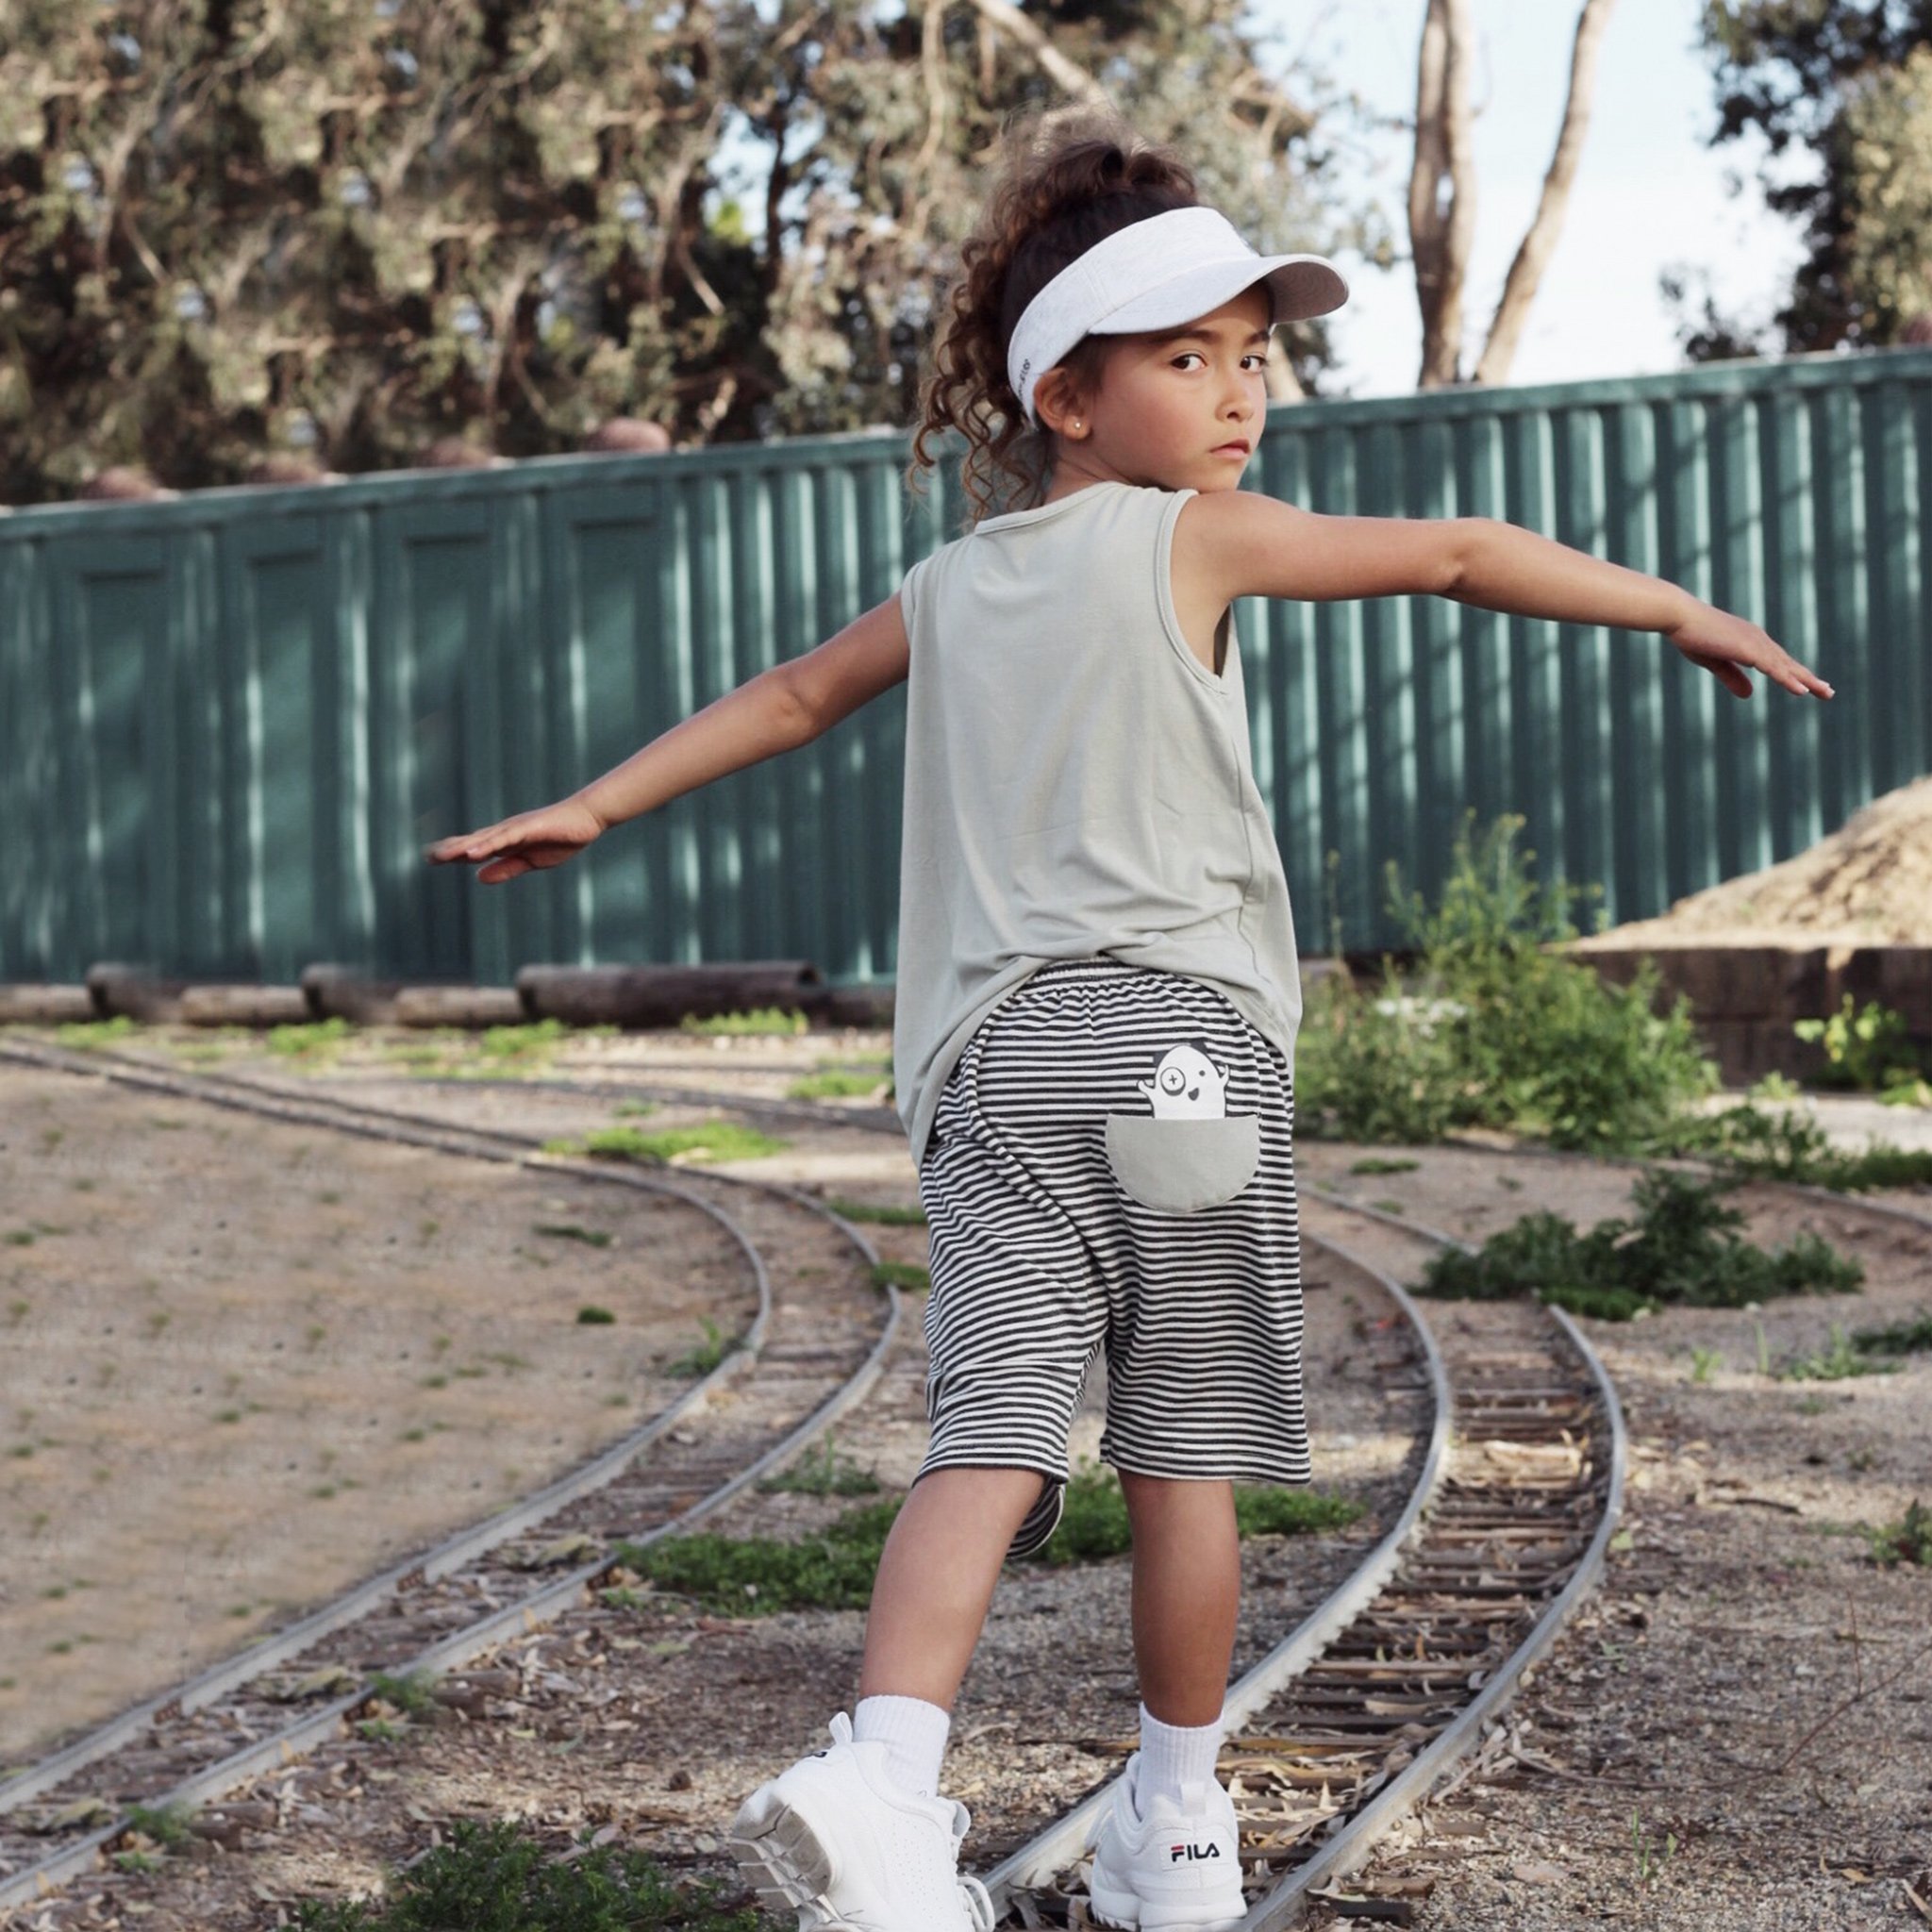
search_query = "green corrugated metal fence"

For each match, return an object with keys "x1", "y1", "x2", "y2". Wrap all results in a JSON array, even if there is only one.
[{"x1": 4, "y1": 348, "x2": 1930, "y2": 986}]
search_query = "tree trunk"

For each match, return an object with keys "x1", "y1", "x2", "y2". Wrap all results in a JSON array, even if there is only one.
[
  {"x1": 1409, "y1": 0, "x2": 1478, "y2": 388},
  {"x1": 1474, "y1": 0, "x2": 1621, "y2": 385}
]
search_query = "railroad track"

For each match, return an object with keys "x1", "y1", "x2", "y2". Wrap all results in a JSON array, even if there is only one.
[
  {"x1": 21, "y1": 1041, "x2": 1915, "y2": 1927},
  {"x1": 0, "y1": 1038, "x2": 906, "y2": 1916}
]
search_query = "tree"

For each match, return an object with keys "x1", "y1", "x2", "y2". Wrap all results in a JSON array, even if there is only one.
[
  {"x1": 1682, "y1": 0, "x2": 1932, "y2": 358},
  {"x1": 0, "y1": 0, "x2": 1391, "y2": 504},
  {"x1": 1406, "y1": 0, "x2": 1623, "y2": 387}
]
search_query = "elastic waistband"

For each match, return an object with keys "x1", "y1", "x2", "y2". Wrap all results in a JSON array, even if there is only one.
[{"x1": 1023, "y1": 954, "x2": 1149, "y2": 982}]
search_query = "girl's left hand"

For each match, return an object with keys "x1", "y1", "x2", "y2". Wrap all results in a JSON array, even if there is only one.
[{"x1": 1666, "y1": 601, "x2": 1835, "y2": 701}]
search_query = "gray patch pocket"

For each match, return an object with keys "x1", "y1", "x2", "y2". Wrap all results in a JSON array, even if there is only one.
[{"x1": 1104, "y1": 1112, "x2": 1261, "y2": 1214}]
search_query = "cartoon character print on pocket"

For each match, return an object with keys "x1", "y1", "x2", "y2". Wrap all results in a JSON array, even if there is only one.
[{"x1": 1104, "y1": 1035, "x2": 1261, "y2": 1213}]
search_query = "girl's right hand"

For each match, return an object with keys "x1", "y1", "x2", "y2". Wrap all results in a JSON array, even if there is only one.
[{"x1": 422, "y1": 798, "x2": 606, "y2": 884}]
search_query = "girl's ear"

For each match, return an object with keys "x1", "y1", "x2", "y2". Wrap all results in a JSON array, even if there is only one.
[{"x1": 1033, "y1": 369, "x2": 1087, "y2": 439}]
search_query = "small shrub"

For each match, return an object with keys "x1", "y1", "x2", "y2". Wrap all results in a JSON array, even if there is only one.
[
  {"x1": 825, "y1": 1197, "x2": 927, "y2": 1227},
  {"x1": 367, "y1": 1669, "x2": 440, "y2": 1718},
  {"x1": 287, "y1": 1818, "x2": 776, "y2": 1930},
  {"x1": 1793, "y1": 996, "x2": 1924, "y2": 1093},
  {"x1": 1865, "y1": 1500, "x2": 1932, "y2": 1568},
  {"x1": 1419, "y1": 1169, "x2": 1863, "y2": 1312},
  {"x1": 576, "y1": 1306, "x2": 617, "y2": 1325},
  {"x1": 679, "y1": 1007, "x2": 809, "y2": 1037},
  {"x1": 124, "y1": 1802, "x2": 195, "y2": 1851},
  {"x1": 870, "y1": 1260, "x2": 930, "y2": 1294},
  {"x1": 1853, "y1": 1308, "x2": 1932, "y2": 1357}
]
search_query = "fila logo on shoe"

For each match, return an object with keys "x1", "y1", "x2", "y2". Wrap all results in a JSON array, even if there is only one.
[{"x1": 1169, "y1": 1841, "x2": 1223, "y2": 1862}]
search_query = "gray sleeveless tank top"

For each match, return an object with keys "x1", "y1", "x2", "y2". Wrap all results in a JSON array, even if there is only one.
[{"x1": 891, "y1": 477, "x2": 1303, "y2": 1168}]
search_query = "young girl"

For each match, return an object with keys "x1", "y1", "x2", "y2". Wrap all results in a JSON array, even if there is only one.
[{"x1": 428, "y1": 108, "x2": 1832, "y2": 1932}]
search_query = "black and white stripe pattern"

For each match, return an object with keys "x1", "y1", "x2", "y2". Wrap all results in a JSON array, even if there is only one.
[{"x1": 912, "y1": 955, "x2": 1307, "y2": 1560}]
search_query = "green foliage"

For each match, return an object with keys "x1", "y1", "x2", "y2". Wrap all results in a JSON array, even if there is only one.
[
  {"x1": 824, "y1": 1197, "x2": 927, "y2": 1227},
  {"x1": 267, "y1": 1018, "x2": 356, "y2": 1061},
  {"x1": 538, "y1": 1224, "x2": 615, "y2": 1248},
  {"x1": 679, "y1": 1008, "x2": 810, "y2": 1037},
  {"x1": 869, "y1": 1260, "x2": 931, "y2": 1294},
  {"x1": 1418, "y1": 1168, "x2": 1864, "y2": 1314},
  {"x1": 368, "y1": 1669, "x2": 440, "y2": 1718},
  {"x1": 1792, "y1": 995, "x2": 1925, "y2": 1092},
  {"x1": 567, "y1": 1122, "x2": 789, "y2": 1165},
  {"x1": 757, "y1": 1436, "x2": 881, "y2": 1498},
  {"x1": 575, "y1": 1306, "x2": 617, "y2": 1325},
  {"x1": 51, "y1": 1016, "x2": 139, "y2": 1049},
  {"x1": 787, "y1": 1070, "x2": 891, "y2": 1100},
  {"x1": 1661, "y1": 1100, "x2": 1932, "y2": 1192},
  {"x1": 1774, "y1": 1324, "x2": 1903, "y2": 1383},
  {"x1": 1865, "y1": 1500, "x2": 1932, "y2": 1569},
  {"x1": 124, "y1": 1802, "x2": 195, "y2": 1851},
  {"x1": 625, "y1": 1465, "x2": 1363, "y2": 1612},
  {"x1": 1296, "y1": 815, "x2": 1719, "y2": 1153},
  {"x1": 1853, "y1": 1308, "x2": 1932, "y2": 1357},
  {"x1": 667, "y1": 1318, "x2": 740, "y2": 1378},
  {"x1": 287, "y1": 1818, "x2": 779, "y2": 1930}
]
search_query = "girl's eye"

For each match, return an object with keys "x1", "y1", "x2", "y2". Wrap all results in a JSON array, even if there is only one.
[{"x1": 1173, "y1": 353, "x2": 1268, "y2": 372}]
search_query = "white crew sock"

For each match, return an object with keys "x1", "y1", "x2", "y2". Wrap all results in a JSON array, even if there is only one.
[
  {"x1": 1132, "y1": 1703, "x2": 1224, "y2": 1819},
  {"x1": 852, "y1": 1693, "x2": 952, "y2": 1800}
]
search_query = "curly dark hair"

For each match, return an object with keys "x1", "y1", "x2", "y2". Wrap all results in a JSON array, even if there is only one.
[{"x1": 904, "y1": 106, "x2": 1202, "y2": 529}]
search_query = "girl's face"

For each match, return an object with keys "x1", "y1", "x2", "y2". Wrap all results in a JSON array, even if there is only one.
[{"x1": 1041, "y1": 282, "x2": 1273, "y2": 494}]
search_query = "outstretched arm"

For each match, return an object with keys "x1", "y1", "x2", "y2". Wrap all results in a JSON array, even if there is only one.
[
  {"x1": 1182, "y1": 491, "x2": 1834, "y2": 702},
  {"x1": 424, "y1": 592, "x2": 912, "y2": 883}
]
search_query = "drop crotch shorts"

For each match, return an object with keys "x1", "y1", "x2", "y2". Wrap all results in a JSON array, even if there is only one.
[{"x1": 912, "y1": 955, "x2": 1307, "y2": 1564}]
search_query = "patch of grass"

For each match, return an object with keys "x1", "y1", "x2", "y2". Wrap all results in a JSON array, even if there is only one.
[
  {"x1": 626, "y1": 1464, "x2": 1362, "y2": 1612},
  {"x1": 1792, "y1": 995, "x2": 1926, "y2": 1093},
  {"x1": 1774, "y1": 1324, "x2": 1903, "y2": 1383},
  {"x1": 554, "y1": 1122, "x2": 790, "y2": 1166},
  {"x1": 1853, "y1": 1308, "x2": 1932, "y2": 1357},
  {"x1": 53, "y1": 1016, "x2": 139, "y2": 1049},
  {"x1": 667, "y1": 1317, "x2": 740, "y2": 1377},
  {"x1": 1349, "y1": 1157, "x2": 1420, "y2": 1176},
  {"x1": 824, "y1": 1197, "x2": 927, "y2": 1226},
  {"x1": 757, "y1": 1436, "x2": 880, "y2": 1498},
  {"x1": 367, "y1": 1669, "x2": 439, "y2": 1718},
  {"x1": 1688, "y1": 1345, "x2": 1722, "y2": 1385},
  {"x1": 1865, "y1": 1500, "x2": 1932, "y2": 1568},
  {"x1": 575, "y1": 1306, "x2": 617, "y2": 1325},
  {"x1": 535, "y1": 1223, "x2": 614, "y2": 1248},
  {"x1": 1667, "y1": 1100, "x2": 1932, "y2": 1192},
  {"x1": 786, "y1": 1070, "x2": 888, "y2": 1100},
  {"x1": 286, "y1": 1817, "x2": 779, "y2": 1930},
  {"x1": 679, "y1": 1007, "x2": 810, "y2": 1037},
  {"x1": 1416, "y1": 1168, "x2": 1863, "y2": 1315},
  {"x1": 267, "y1": 1018, "x2": 355, "y2": 1062},
  {"x1": 125, "y1": 1802, "x2": 195, "y2": 1851},
  {"x1": 869, "y1": 1260, "x2": 930, "y2": 1294}
]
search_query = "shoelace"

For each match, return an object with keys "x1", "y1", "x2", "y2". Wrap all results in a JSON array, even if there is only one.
[{"x1": 958, "y1": 1874, "x2": 996, "y2": 1931}]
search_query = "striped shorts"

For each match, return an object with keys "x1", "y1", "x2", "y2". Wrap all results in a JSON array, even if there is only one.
[{"x1": 913, "y1": 955, "x2": 1308, "y2": 1562}]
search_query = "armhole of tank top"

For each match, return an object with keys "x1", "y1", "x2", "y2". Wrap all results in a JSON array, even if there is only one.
[
  {"x1": 898, "y1": 553, "x2": 925, "y2": 641},
  {"x1": 1153, "y1": 488, "x2": 1222, "y2": 691}
]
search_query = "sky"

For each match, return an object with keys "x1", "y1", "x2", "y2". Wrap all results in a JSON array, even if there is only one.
[{"x1": 1240, "y1": 0, "x2": 1814, "y2": 396}]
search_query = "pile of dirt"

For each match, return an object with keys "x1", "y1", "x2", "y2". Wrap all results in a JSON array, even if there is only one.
[{"x1": 1575, "y1": 774, "x2": 1932, "y2": 949}]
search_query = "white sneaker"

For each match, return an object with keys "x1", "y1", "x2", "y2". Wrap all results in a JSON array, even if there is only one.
[
  {"x1": 1084, "y1": 1751, "x2": 1246, "y2": 1931},
  {"x1": 729, "y1": 1710, "x2": 996, "y2": 1932}
]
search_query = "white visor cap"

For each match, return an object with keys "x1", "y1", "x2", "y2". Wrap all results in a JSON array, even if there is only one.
[{"x1": 1006, "y1": 204, "x2": 1349, "y2": 429}]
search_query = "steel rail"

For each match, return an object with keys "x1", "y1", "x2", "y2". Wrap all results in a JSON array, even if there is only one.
[{"x1": 0, "y1": 1040, "x2": 905, "y2": 1912}]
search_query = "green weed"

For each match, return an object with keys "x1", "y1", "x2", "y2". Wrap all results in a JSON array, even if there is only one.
[
  {"x1": 53, "y1": 1017, "x2": 138, "y2": 1049},
  {"x1": 1865, "y1": 1500, "x2": 1932, "y2": 1567},
  {"x1": 1774, "y1": 1325, "x2": 1903, "y2": 1383},
  {"x1": 267, "y1": 1019, "x2": 355, "y2": 1062},
  {"x1": 536, "y1": 1223, "x2": 614, "y2": 1248},
  {"x1": 787, "y1": 1071, "x2": 889, "y2": 1100},
  {"x1": 558, "y1": 1123, "x2": 789, "y2": 1165},
  {"x1": 1853, "y1": 1308, "x2": 1932, "y2": 1357},
  {"x1": 367, "y1": 1670, "x2": 439, "y2": 1718},
  {"x1": 625, "y1": 1465, "x2": 1362, "y2": 1613},
  {"x1": 287, "y1": 1817, "x2": 778, "y2": 1930},
  {"x1": 668, "y1": 1318, "x2": 740, "y2": 1378},
  {"x1": 1349, "y1": 1157, "x2": 1420, "y2": 1176},
  {"x1": 757, "y1": 1436, "x2": 881, "y2": 1498},
  {"x1": 1793, "y1": 996, "x2": 1925, "y2": 1093},
  {"x1": 1417, "y1": 1168, "x2": 1862, "y2": 1314},
  {"x1": 679, "y1": 1008, "x2": 810, "y2": 1038},
  {"x1": 576, "y1": 1306, "x2": 617, "y2": 1325},
  {"x1": 1297, "y1": 815, "x2": 1718, "y2": 1153},
  {"x1": 825, "y1": 1197, "x2": 927, "y2": 1226},
  {"x1": 124, "y1": 1802, "x2": 195, "y2": 1851},
  {"x1": 1688, "y1": 1345, "x2": 1722, "y2": 1385},
  {"x1": 869, "y1": 1260, "x2": 930, "y2": 1294}
]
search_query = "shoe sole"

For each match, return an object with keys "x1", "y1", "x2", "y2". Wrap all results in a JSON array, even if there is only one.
[
  {"x1": 729, "y1": 1784, "x2": 849, "y2": 1927},
  {"x1": 1079, "y1": 1878, "x2": 1247, "y2": 1931}
]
